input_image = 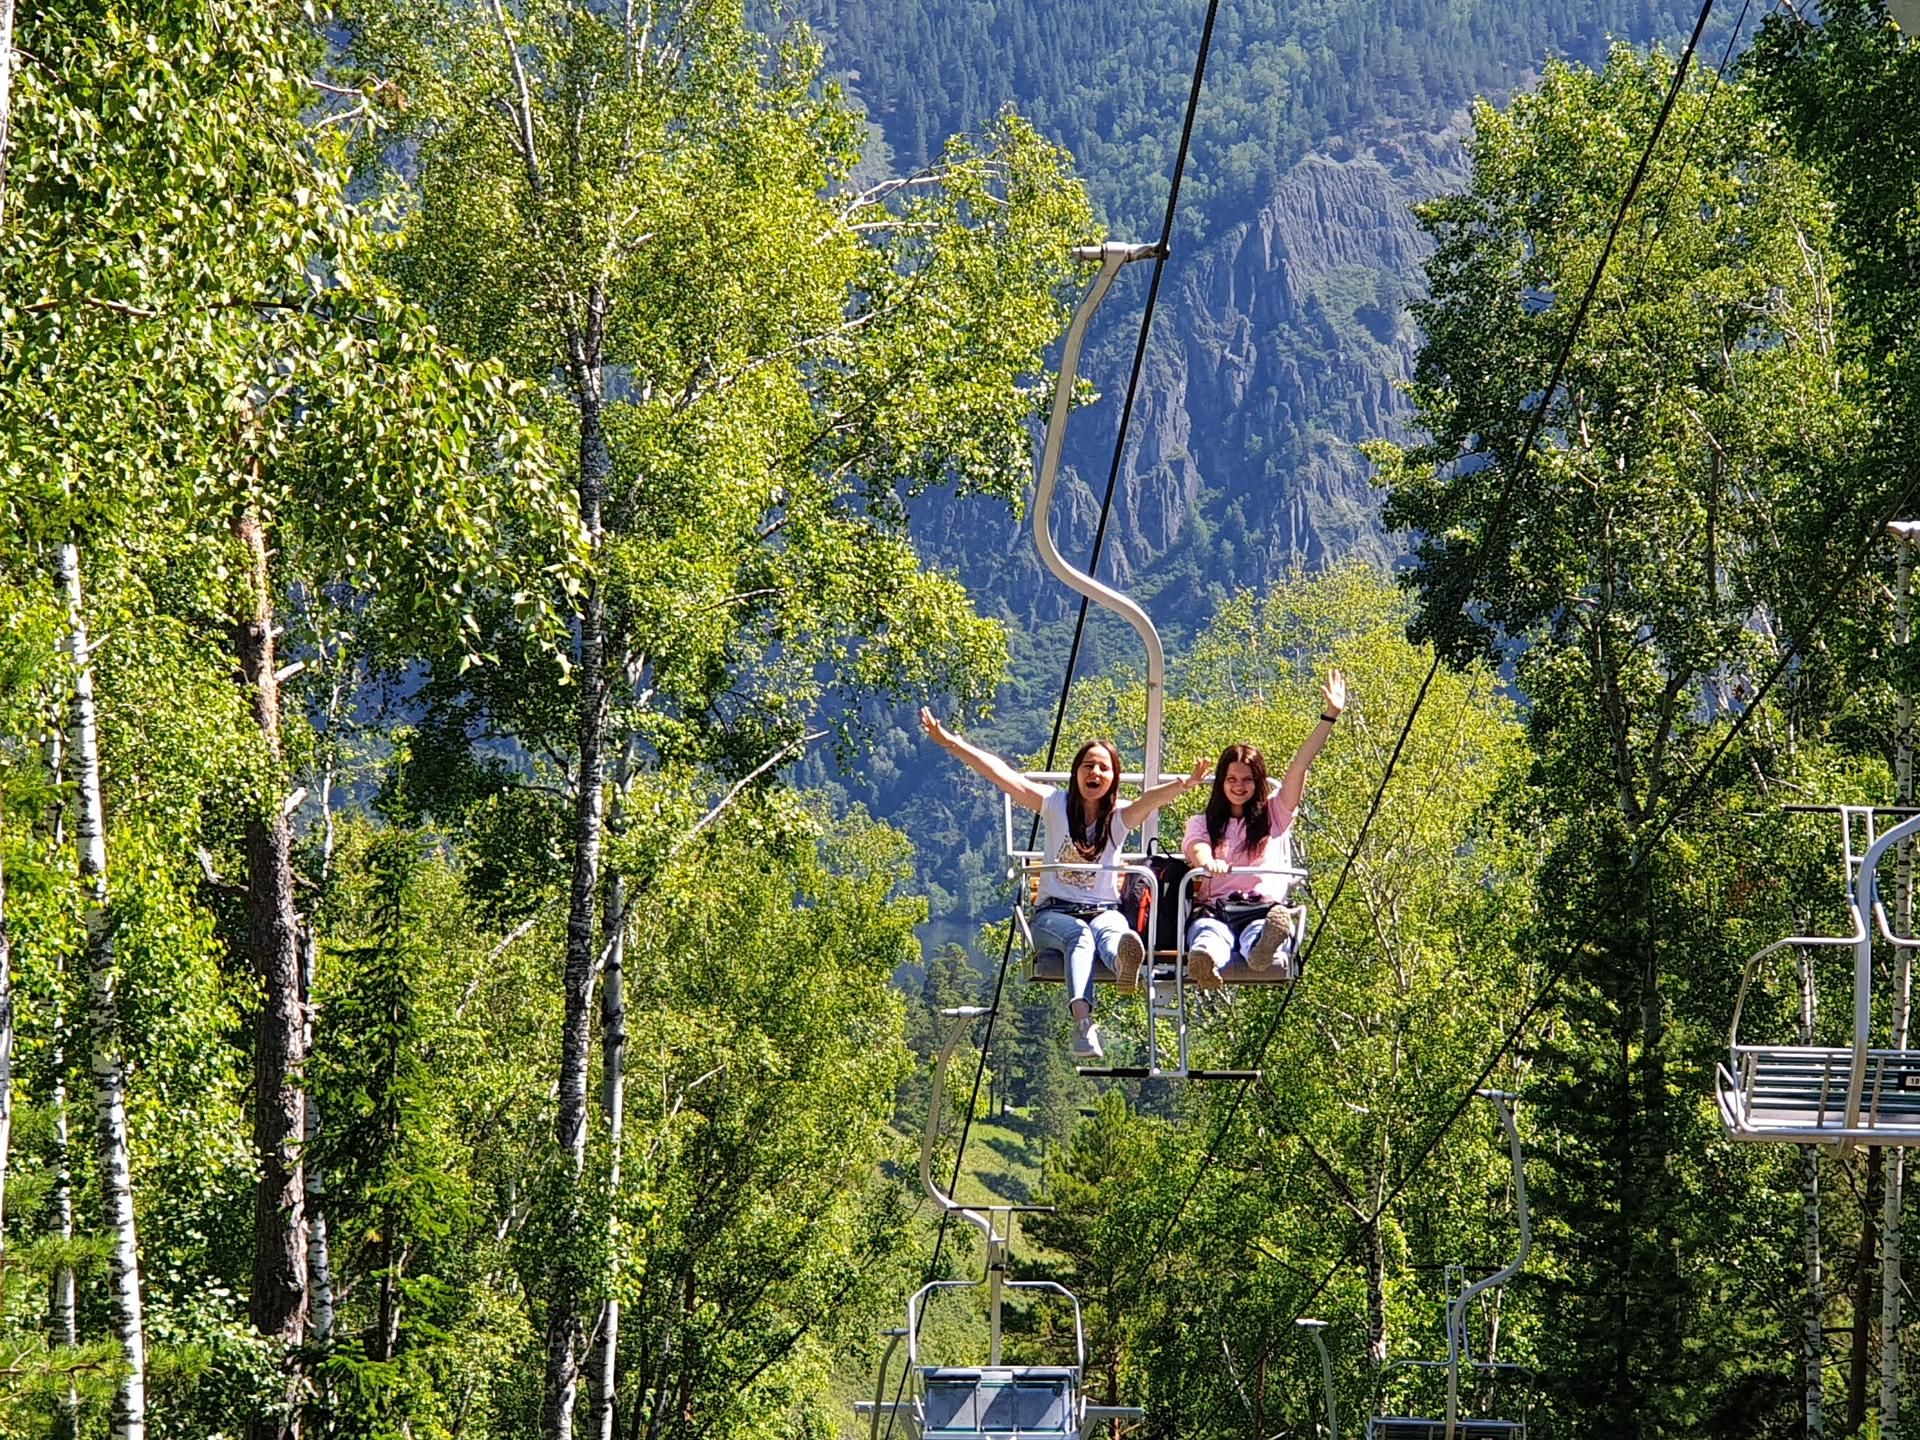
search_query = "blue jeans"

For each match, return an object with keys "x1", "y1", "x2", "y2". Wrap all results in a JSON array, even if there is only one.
[
  {"x1": 1187, "y1": 913, "x2": 1279, "y2": 968},
  {"x1": 1030, "y1": 902, "x2": 1130, "y2": 1011}
]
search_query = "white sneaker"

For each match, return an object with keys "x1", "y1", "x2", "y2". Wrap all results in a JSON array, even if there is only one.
[
  {"x1": 1072, "y1": 1017, "x2": 1105, "y2": 1060},
  {"x1": 1113, "y1": 931, "x2": 1146, "y2": 993}
]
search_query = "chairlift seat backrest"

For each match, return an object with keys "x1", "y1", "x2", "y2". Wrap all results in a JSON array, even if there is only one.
[
  {"x1": 919, "y1": 1367, "x2": 1076, "y2": 1438},
  {"x1": 1368, "y1": 1420, "x2": 1524, "y2": 1440}
]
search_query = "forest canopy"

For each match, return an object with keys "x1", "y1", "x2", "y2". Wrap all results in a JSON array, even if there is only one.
[{"x1": 4, "y1": 1, "x2": 1920, "y2": 1438}]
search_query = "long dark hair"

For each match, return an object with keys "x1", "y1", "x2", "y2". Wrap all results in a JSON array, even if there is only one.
[
  {"x1": 1065, "y1": 738, "x2": 1122, "y2": 855},
  {"x1": 1205, "y1": 743, "x2": 1271, "y2": 852}
]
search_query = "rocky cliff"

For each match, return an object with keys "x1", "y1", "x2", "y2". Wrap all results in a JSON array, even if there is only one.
[{"x1": 915, "y1": 133, "x2": 1464, "y2": 650}]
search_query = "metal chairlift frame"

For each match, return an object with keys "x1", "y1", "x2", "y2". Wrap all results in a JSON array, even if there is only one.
[
  {"x1": 1298, "y1": 1318, "x2": 1340, "y2": 1440},
  {"x1": 1368, "y1": 1091, "x2": 1532, "y2": 1440},
  {"x1": 855, "y1": 1008, "x2": 1145, "y2": 1440},
  {"x1": 1006, "y1": 777, "x2": 1306, "y2": 1081},
  {"x1": 1717, "y1": 805, "x2": 1920, "y2": 1145},
  {"x1": 1005, "y1": 237, "x2": 1313, "y2": 1082}
]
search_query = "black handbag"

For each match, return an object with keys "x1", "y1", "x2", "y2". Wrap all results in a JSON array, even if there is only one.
[{"x1": 1196, "y1": 894, "x2": 1277, "y2": 935}]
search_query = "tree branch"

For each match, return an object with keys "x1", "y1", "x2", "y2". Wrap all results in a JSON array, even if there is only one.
[{"x1": 665, "y1": 730, "x2": 824, "y2": 860}]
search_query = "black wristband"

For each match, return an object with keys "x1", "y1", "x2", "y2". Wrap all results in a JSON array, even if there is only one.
[{"x1": 1320, "y1": 712, "x2": 1339, "y2": 724}]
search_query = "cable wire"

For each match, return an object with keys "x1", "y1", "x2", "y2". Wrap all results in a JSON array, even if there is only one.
[
  {"x1": 1127, "y1": 0, "x2": 1723, "y2": 1299},
  {"x1": 880, "y1": 5, "x2": 1224, "y2": 1432}
]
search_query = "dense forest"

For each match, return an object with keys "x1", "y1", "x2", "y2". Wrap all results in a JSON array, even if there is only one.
[
  {"x1": 804, "y1": 0, "x2": 1722, "y2": 234},
  {"x1": 796, "y1": 0, "x2": 1764, "y2": 959},
  {"x1": 6, "y1": 0, "x2": 1920, "y2": 1438}
]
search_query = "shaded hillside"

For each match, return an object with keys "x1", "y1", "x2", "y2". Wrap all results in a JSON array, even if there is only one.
[
  {"x1": 808, "y1": 0, "x2": 1717, "y2": 236},
  {"x1": 797, "y1": 0, "x2": 1752, "y2": 943}
]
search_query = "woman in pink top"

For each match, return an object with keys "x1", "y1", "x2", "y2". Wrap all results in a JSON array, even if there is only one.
[{"x1": 1181, "y1": 670, "x2": 1346, "y2": 983}]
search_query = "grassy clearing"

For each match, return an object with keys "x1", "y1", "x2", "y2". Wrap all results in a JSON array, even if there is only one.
[{"x1": 828, "y1": 1106, "x2": 1069, "y2": 1436}]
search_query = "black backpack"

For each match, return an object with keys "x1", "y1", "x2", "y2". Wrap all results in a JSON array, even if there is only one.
[{"x1": 1121, "y1": 838, "x2": 1190, "y2": 952}]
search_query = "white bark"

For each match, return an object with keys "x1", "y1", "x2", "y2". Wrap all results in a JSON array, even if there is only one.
[
  {"x1": 305, "y1": 679, "x2": 341, "y2": 1347},
  {"x1": 591, "y1": 865, "x2": 628, "y2": 1440},
  {"x1": 1883, "y1": 538, "x2": 1917, "y2": 1436},
  {"x1": 1802, "y1": 948, "x2": 1826, "y2": 1440},
  {"x1": 61, "y1": 535, "x2": 148, "y2": 1440},
  {"x1": 0, "y1": 807, "x2": 13, "y2": 1259},
  {"x1": 0, "y1": 0, "x2": 15, "y2": 228},
  {"x1": 52, "y1": 1045, "x2": 76, "y2": 1431},
  {"x1": 303, "y1": 925, "x2": 334, "y2": 1346},
  {"x1": 46, "y1": 732, "x2": 76, "y2": 1424}
]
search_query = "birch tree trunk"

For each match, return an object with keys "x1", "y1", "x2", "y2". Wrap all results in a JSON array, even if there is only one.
[
  {"x1": 45, "y1": 729, "x2": 79, "y2": 1434},
  {"x1": 590, "y1": 861, "x2": 628, "y2": 1440},
  {"x1": 50, "y1": 1028, "x2": 77, "y2": 1432},
  {"x1": 0, "y1": 801, "x2": 13, "y2": 1260},
  {"x1": 1802, "y1": 948, "x2": 1826, "y2": 1439},
  {"x1": 1852, "y1": 1153, "x2": 1883, "y2": 1433},
  {"x1": 303, "y1": 924, "x2": 333, "y2": 1347},
  {"x1": 545, "y1": 326, "x2": 611, "y2": 1440},
  {"x1": 1364, "y1": 1208, "x2": 1387, "y2": 1369},
  {"x1": 60, "y1": 533, "x2": 148, "y2": 1440},
  {"x1": 307, "y1": 670, "x2": 342, "y2": 1351},
  {"x1": 232, "y1": 509, "x2": 309, "y2": 1440},
  {"x1": 0, "y1": 0, "x2": 15, "y2": 227},
  {"x1": 1882, "y1": 534, "x2": 1915, "y2": 1436}
]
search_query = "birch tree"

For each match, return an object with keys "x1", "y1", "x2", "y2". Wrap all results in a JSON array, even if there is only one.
[
  {"x1": 57, "y1": 536, "x2": 147, "y2": 1440},
  {"x1": 7, "y1": 7, "x2": 578, "y2": 1431},
  {"x1": 339, "y1": 2, "x2": 1089, "y2": 1432}
]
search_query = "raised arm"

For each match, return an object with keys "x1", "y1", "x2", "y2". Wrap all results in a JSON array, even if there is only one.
[
  {"x1": 920, "y1": 707, "x2": 1050, "y2": 813},
  {"x1": 1131, "y1": 755, "x2": 1212, "y2": 818},
  {"x1": 1274, "y1": 670, "x2": 1346, "y2": 821}
]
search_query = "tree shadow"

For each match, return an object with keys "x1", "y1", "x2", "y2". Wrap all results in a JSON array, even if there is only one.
[{"x1": 975, "y1": 1168, "x2": 1032, "y2": 1204}]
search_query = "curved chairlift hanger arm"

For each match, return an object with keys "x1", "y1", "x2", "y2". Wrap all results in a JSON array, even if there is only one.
[
  {"x1": 1843, "y1": 811, "x2": 1920, "y2": 1131},
  {"x1": 1444, "y1": 1090, "x2": 1529, "y2": 1440},
  {"x1": 1032, "y1": 240, "x2": 1174, "y2": 811}
]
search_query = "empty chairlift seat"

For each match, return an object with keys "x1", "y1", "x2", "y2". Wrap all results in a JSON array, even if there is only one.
[
  {"x1": 1717, "y1": 807, "x2": 1920, "y2": 1145},
  {"x1": 1369, "y1": 1420, "x2": 1525, "y2": 1440},
  {"x1": 1720, "y1": 1047, "x2": 1920, "y2": 1140},
  {"x1": 919, "y1": 1368, "x2": 1077, "y2": 1438}
]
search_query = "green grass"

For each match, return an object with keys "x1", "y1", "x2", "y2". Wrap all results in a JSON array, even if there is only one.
[{"x1": 827, "y1": 1107, "x2": 1064, "y2": 1436}]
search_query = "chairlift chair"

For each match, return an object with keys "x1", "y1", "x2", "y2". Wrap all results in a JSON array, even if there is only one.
[
  {"x1": 1716, "y1": 806, "x2": 1920, "y2": 1145},
  {"x1": 856, "y1": 1009, "x2": 1145, "y2": 1440},
  {"x1": 996, "y1": 238, "x2": 1297, "y2": 1082},
  {"x1": 1006, "y1": 774, "x2": 1306, "y2": 1081},
  {"x1": 1369, "y1": 1092, "x2": 1533, "y2": 1440}
]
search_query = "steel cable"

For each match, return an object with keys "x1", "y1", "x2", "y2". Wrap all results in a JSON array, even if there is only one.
[{"x1": 881, "y1": 4, "x2": 1225, "y2": 1433}]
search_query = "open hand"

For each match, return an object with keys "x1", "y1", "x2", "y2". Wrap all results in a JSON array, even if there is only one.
[
  {"x1": 1322, "y1": 669, "x2": 1347, "y2": 716},
  {"x1": 1187, "y1": 755, "x2": 1213, "y2": 789},
  {"x1": 918, "y1": 706, "x2": 951, "y2": 747}
]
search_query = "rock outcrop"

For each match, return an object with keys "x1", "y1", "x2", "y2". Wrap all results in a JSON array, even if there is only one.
[{"x1": 916, "y1": 133, "x2": 1466, "y2": 634}]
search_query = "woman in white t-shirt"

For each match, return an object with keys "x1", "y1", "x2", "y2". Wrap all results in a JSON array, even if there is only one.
[
  {"x1": 1182, "y1": 670, "x2": 1346, "y2": 984},
  {"x1": 919, "y1": 708, "x2": 1207, "y2": 1059}
]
